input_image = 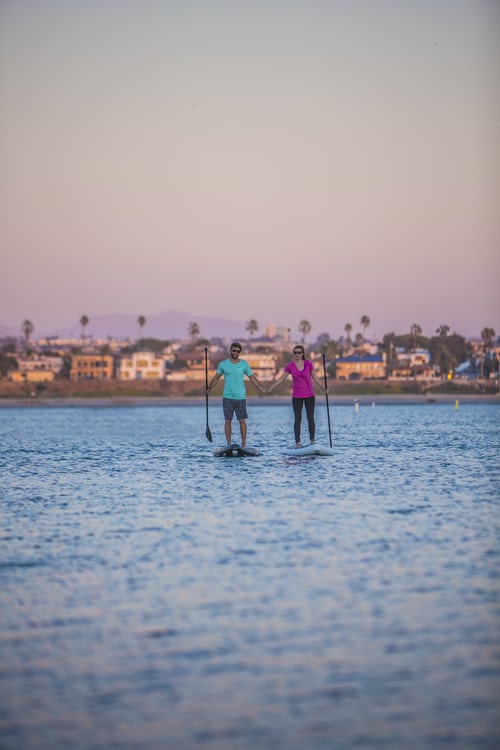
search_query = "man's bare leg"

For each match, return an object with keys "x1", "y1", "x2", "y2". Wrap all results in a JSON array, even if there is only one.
[
  {"x1": 239, "y1": 419, "x2": 247, "y2": 447},
  {"x1": 225, "y1": 419, "x2": 232, "y2": 446}
]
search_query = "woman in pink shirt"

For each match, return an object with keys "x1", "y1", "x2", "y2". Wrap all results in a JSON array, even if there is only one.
[{"x1": 268, "y1": 345, "x2": 327, "y2": 447}]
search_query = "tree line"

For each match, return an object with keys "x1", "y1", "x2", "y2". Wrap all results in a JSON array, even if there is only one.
[
  {"x1": 0, "y1": 314, "x2": 497, "y2": 381},
  {"x1": 16, "y1": 314, "x2": 498, "y2": 351}
]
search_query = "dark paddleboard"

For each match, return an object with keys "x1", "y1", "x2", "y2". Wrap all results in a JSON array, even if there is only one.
[
  {"x1": 214, "y1": 443, "x2": 260, "y2": 458},
  {"x1": 284, "y1": 444, "x2": 334, "y2": 457}
]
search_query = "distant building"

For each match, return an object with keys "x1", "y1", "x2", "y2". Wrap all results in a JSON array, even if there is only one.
[
  {"x1": 164, "y1": 351, "x2": 205, "y2": 381},
  {"x1": 336, "y1": 354, "x2": 386, "y2": 380},
  {"x1": 37, "y1": 337, "x2": 82, "y2": 352},
  {"x1": 264, "y1": 324, "x2": 290, "y2": 342},
  {"x1": 245, "y1": 353, "x2": 278, "y2": 381},
  {"x1": 394, "y1": 348, "x2": 430, "y2": 366},
  {"x1": 11, "y1": 355, "x2": 64, "y2": 383},
  {"x1": 70, "y1": 354, "x2": 114, "y2": 380},
  {"x1": 12, "y1": 370, "x2": 56, "y2": 383},
  {"x1": 117, "y1": 352, "x2": 167, "y2": 380},
  {"x1": 37, "y1": 336, "x2": 134, "y2": 354},
  {"x1": 391, "y1": 348, "x2": 433, "y2": 379}
]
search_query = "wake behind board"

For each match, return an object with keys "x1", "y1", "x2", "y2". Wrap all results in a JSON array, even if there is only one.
[
  {"x1": 284, "y1": 444, "x2": 334, "y2": 457},
  {"x1": 214, "y1": 443, "x2": 260, "y2": 458}
]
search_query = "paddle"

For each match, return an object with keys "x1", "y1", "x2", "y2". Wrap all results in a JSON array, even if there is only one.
[
  {"x1": 204, "y1": 347, "x2": 213, "y2": 442},
  {"x1": 322, "y1": 353, "x2": 333, "y2": 448}
]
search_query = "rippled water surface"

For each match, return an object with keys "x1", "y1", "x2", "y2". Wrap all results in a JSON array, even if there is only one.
[{"x1": 1, "y1": 402, "x2": 499, "y2": 749}]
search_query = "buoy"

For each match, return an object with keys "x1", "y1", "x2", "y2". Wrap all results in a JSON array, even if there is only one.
[
  {"x1": 354, "y1": 400, "x2": 359, "y2": 413},
  {"x1": 455, "y1": 399, "x2": 459, "y2": 410}
]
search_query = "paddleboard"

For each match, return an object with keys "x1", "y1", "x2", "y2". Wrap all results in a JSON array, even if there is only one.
[
  {"x1": 284, "y1": 444, "x2": 334, "y2": 457},
  {"x1": 214, "y1": 443, "x2": 260, "y2": 458}
]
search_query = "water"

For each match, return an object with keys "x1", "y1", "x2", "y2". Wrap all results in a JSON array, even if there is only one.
[{"x1": 1, "y1": 402, "x2": 499, "y2": 750}]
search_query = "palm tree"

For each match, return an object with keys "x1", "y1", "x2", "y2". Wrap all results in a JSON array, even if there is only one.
[
  {"x1": 80, "y1": 315, "x2": 89, "y2": 340},
  {"x1": 480, "y1": 328, "x2": 496, "y2": 378},
  {"x1": 21, "y1": 319, "x2": 34, "y2": 351},
  {"x1": 436, "y1": 324, "x2": 450, "y2": 339},
  {"x1": 298, "y1": 320, "x2": 311, "y2": 344},
  {"x1": 383, "y1": 332, "x2": 396, "y2": 377},
  {"x1": 137, "y1": 315, "x2": 146, "y2": 340},
  {"x1": 410, "y1": 323, "x2": 422, "y2": 352},
  {"x1": 360, "y1": 315, "x2": 370, "y2": 341},
  {"x1": 188, "y1": 322, "x2": 200, "y2": 342},
  {"x1": 344, "y1": 323, "x2": 352, "y2": 343},
  {"x1": 481, "y1": 327, "x2": 496, "y2": 349},
  {"x1": 246, "y1": 319, "x2": 258, "y2": 339}
]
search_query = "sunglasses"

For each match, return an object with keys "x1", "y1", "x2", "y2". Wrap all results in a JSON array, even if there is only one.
[
  {"x1": 293, "y1": 350, "x2": 303, "y2": 355},
  {"x1": 231, "y1": 348, "x2": 241, "y2": 353}
]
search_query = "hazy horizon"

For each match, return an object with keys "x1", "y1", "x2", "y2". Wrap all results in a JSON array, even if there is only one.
[
  {"x1": 1, "y1": 1, "x2": 499, "y2": 339},
  {"x1": 1, "y1": 307, "x2": 494, "y2": 344}
]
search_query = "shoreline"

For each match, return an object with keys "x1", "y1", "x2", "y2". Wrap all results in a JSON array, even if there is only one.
[{"x1": 0, "y1": 394, "x2": 498, "y2": 408}]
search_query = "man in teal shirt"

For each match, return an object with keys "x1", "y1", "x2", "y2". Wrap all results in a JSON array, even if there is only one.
[{"x1": 206, "y1": 342, "x2": 266, "y2": 446}]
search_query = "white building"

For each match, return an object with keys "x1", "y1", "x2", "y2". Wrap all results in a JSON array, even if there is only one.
[
  {"x1": 117, "y1": 352, "x2": 167, "y2": 380},
  {"x1": 395, "y1": 347, "x2": 430, "y2": 366},
  {"x1": 245, "y1": 353, "x2": 279, "y2": 381},
  {"x1": 15, "y1": 355, "x2": 64, "y2": 374},
  {"x1": 11, "y1": 355, "x2": 64, "y2": 383}
]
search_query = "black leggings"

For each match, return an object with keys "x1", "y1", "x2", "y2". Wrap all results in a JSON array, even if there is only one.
[{"x1": 292, "y1": 396, "x2": 315, "y2": 443}]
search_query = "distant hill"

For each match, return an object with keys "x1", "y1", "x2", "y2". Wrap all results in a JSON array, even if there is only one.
[{"x1": 0, "y1": 310, "x2": 250, "y2": 342}]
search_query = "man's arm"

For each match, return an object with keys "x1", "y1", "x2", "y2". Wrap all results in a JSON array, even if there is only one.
[
  {"x1": 249, "y1": 373, "x2": 266, "y2": 393},
  {"x1": 207, "y1": 372, "x2": 221, "y2": 392}
]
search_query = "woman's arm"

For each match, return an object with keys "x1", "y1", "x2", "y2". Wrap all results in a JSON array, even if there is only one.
[
  {"x1": 267, "y1": 370, "x2": 290, "y2": 393},
  {"x1": 311, "y1": 370, "x2": 327, "y2": 393}
]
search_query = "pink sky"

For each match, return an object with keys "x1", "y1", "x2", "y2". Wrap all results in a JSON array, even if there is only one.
[{"x1": 1, "y1": 0, "x2": 499, "y2": 340}]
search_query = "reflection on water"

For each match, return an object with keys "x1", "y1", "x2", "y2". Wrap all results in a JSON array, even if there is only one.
[{"x1": 1, "y1": 403, "x2": 499, "y2": 749}]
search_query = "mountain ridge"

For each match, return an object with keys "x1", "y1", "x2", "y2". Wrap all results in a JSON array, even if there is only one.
[{"x1": 0, "y1": 310, "x2": 251, "y2": 341}]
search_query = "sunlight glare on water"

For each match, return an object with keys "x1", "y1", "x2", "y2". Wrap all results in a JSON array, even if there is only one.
[{"x1": 1, "y1": 403, "x2": 499, "y2": 749}]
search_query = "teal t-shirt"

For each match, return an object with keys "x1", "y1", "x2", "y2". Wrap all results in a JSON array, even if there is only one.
[{"x1": 217, "y1": 358, "x2": 253, "y2": 400}]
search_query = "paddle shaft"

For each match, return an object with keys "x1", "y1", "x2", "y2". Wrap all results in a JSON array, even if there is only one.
[
  {"x1": 204, "y1": 347, "x2": 213, "y2": 442},
  {"x1": 322, "y1": 353, "x2": 332, "y2": 448}
]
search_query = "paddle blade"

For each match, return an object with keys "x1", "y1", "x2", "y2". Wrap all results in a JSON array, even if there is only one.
[{"x1": 206, "y1": 425, "x2": 213, "y2": 443}]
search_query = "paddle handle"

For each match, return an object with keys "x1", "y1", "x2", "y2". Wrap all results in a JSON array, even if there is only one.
[{"x1": 322, "y1": 353, "x2": 333, "y2": 448}]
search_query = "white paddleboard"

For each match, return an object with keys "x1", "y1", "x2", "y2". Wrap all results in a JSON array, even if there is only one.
[{"x1": 284, "y1": 444, "x2": 334, "y2": 457}]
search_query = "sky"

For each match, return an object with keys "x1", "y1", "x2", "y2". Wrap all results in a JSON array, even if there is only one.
[{"x1": 1, "y1": 0, "x2": 499, "y2": 341}]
